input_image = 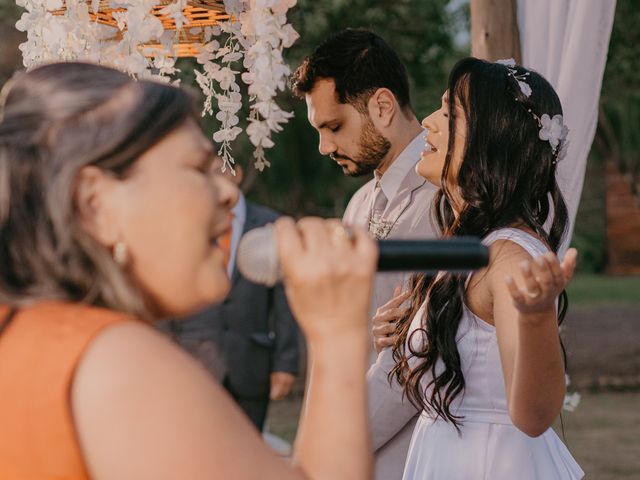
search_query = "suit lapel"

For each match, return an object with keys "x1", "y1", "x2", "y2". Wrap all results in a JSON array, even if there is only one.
[{"x1": 382, "y1": 168, "x2": 426, "y2": 235}]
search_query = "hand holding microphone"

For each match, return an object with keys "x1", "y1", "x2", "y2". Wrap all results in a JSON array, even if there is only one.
[
  {"x1": 238, "y1": 223, "x2": 490, "y2": 287},
  {"x1": 271, "y1": 218, "x2": 377, "y2": 342}
]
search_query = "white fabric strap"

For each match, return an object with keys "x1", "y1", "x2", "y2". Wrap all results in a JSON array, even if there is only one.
[{"x1": 482, "y1": 228, "x2": 550, "y2": 258}]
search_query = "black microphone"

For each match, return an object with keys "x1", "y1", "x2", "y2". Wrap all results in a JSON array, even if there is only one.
[
  {"x1": 236, "y1": 225, "x2": 489, "y2": 287},
  {"x1": 377, "y1": 238, "x2": 489, "y2": 272}
]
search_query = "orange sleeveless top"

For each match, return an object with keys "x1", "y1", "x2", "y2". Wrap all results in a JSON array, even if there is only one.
[{"x1": 0, "y1": 302, "x2": 131, "y2": 479}]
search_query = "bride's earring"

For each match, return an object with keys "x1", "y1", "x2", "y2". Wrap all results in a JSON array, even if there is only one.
[{"x1": 112, "y1": 241, "x2": 129, "y2": 267}]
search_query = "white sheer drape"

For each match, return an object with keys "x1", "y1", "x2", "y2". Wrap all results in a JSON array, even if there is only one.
[{"x1": 517, "y1": 0, "x2": 617, "y2": 253}]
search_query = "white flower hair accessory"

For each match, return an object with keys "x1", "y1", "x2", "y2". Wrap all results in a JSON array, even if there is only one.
[
  {"x1": 539, "y1": 114, "x2": 569, "y2": 154},
  {"x1": 497, "y1": 58, "x2": 569, "y2": 165},
  {"x1": 496, "y1": 58, "x2": 532, "y2": 98}
]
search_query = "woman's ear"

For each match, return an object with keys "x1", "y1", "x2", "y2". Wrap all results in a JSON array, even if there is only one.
[
  {"x1": 75, "y1": 166, "x2": 121, "y2": 247},
  {"x1": 368, "y1": 88, "x2": 397, "y2": 129}
]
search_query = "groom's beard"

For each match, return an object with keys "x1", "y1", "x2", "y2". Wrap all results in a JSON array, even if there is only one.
[{"x1": 332, "y1": 119, "x2": 391, "y2": 177}]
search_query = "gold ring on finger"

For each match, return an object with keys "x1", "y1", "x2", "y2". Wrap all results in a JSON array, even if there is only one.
[
  {"x1": 526, "y1": 289, "x2": 541, "y2": 299},
  {"x1": 333, "y1": 225, "x2": 355, "y2": 243}
]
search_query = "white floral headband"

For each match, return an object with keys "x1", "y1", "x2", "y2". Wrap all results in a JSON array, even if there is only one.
[{"x1": 496, "y1": 58, "x2": 569, "y2": 164}]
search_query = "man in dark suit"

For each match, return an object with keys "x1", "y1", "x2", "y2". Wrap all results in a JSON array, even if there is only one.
[{"x1": 160, "y1": 159, "x2": 299, "y2": 430}]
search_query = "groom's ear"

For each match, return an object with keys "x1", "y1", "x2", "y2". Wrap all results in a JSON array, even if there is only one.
[{"x1": 368, "y1": 88, "x2": 397, "y2": 129}]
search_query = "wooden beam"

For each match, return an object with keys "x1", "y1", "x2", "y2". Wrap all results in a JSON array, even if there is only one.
[{"x1": 470, "y1": 0, "x2": 521, "y2": 63}]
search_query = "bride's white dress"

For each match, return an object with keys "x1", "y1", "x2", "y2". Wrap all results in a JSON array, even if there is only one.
[{"x1": 401, "y1": 228, "x2": 584, "y2": 480}]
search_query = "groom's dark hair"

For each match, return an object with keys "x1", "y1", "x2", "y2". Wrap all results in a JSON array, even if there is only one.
[{"x1": 292, "y1": 28, "x2": 412, "y2": 114}]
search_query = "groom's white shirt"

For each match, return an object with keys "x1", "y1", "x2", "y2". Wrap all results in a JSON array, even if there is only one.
[{"x1": 343, "y1": 129, "x2": 438, "y2": 480}]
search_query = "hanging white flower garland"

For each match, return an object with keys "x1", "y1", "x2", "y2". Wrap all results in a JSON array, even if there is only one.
[{"x1": 14, "y1": 0, "x2": 299, "y2": 171}]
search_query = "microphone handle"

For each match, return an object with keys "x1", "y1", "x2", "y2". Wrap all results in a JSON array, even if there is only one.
[{"x1": 377, "y1": 238, "x2": 489, "y2": 272}]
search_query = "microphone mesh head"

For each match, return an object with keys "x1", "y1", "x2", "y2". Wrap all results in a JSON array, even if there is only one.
[{"x1": 236, "y1": 224, "x2": 281, "y2": 287}]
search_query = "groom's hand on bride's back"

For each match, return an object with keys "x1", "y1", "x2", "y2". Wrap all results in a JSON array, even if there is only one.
[{"x1": 372, "y1": 286, "x2": 411, "y2": 353}]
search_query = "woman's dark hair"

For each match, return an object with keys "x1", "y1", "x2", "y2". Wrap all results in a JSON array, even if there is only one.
[
  {"x1": 292, "y1": 28, "x2": 412, "y2": 114},
  {"x1": 390, "y1": 57, "x2": 570, "y2": 430},
  {"x1": 0, "y1": 62, "x2": 198, "y2": 318}
]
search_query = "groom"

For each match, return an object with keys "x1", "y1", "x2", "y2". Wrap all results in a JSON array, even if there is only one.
[{"x1": 293, "y1": 28, "x2": 438, "y2": 480}]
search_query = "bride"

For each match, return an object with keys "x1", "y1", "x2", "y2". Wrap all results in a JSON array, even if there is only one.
[{"x1": 370, "y1": 57, "x2": 584, "y2": 480}]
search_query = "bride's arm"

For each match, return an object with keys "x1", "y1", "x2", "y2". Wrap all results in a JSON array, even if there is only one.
[{"x1": 489, "y1": 240, "x2": 577, "y2": 437}]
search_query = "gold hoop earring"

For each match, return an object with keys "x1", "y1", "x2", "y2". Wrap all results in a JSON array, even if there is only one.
[{"x1": 113, "y1": 241, "x2": 129, "y2": 267}]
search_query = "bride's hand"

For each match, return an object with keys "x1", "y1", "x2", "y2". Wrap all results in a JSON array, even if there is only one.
[
  {"x1": 275, "y1": 217, "x2": 378, "y2": 343},
  {"x1": 505, "y1": 248, "x2": 577, "y2": 320}
]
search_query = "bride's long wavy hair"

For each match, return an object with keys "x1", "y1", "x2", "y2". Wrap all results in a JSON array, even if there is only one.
[{"x1": 390, "y1": 57, "x2": 569, "y2": 430}]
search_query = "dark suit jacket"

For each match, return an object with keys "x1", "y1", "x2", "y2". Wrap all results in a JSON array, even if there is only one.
[{"x1": 160, "y1": 202, "x2": 299, "y2": 399}]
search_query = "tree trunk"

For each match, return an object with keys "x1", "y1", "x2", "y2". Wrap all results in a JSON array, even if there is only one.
[{"x1": 470, "y1": 0, "x2": 521, "y2": 63}]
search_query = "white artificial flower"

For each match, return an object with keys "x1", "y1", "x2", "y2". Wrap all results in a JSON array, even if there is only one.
[
  {"x1": 222, "y1": 51, "x2": 243, "y2": 63},
  {"x1": 196, "y1": 40, "x2": 219, "y2": 64},
  {"x1": 213, "y1": 126, "x2": 242, "y2": 143},
  {"x1": 160, "y1": 0, "x2": 188, "y2": 31},
  {"x1": 272, "y1": 0, "x2": 297, "y2": 16},
  {"x1": 563, "y1": 392, "x2": 581, "y2": 412},
  {"x1": 154, "y1": 55, "x2": 178, "y2": 76},
  {"x1": 562, "y1": 374, "x2": 580, "y2": 412},
  {"x1": 41, "y1": 19, "x2": 65, "y2": 50},
  {"x1": 496, "y1": 58, "x2": 531, "y2": 98},
  {"x1": 265, "y1": 107, "x2": 293, "y2": 131},
  {"x1": 195, "y1": 70, "x2": 213, "y2": 96},
  {"x1": 496, "y1": 58, "x2": 516, "y2": 67},
  {"x1": 280, "y1": 23, "x2": 299, "y2": 48},
  {"x1": 112, "y1": 11, "x2": 127, "y2": 31},
  {"x1": 539, "y1": 114, "x2": 569, "y2": 151},
  {"x1": 247, "y1": 119, "x2": 275, "y2": 148},
  {"x1": 518, "y1": 80, "x2": 532, "y2": 98},
  {"x1": 45, "y1": 0, "x2": 63, "y2": 10},
  {"x1": 215, "y1": 46, "x2": 231, "y2": 58},
  {"x1": 217, "y1": 92, "x2": 242, "y2": 112},
  {"x1": 253, "y1": 145, "x2": 271, "y2": 172},
  {"x1": 15, "y1": 11, "x2": 37, "y2": 32},
  {"x1": 125, "y1": 4, "x2": 164, "y2": 44},
  {"x1": 241, "y1": 71, "x2": 254, "y2": 84},
  {"x1": 216, "y1": 111, "x2": 240, "y2": 126},
  {"x1": 203, "y1": 25, "x2": 221, "y2": 41},
  {"x1": 223, "y1": 0, "x2": 244, "y2": 16},
  {"x1": 203, "y1": 60, "x2": 220, "y2": 77}
]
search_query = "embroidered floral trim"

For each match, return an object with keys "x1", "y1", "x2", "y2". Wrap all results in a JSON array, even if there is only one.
[{"x1": 368, "y1": 214, "x2": 393, "y2": 240}]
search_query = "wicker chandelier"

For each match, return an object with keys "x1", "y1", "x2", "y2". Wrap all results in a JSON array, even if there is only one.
[
  {"x1": 51, "y1": 0, "x2": 230, "y2": 57},
  {"x1": 18, "y1": 0, "x2": 299, "y2": 170}
]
